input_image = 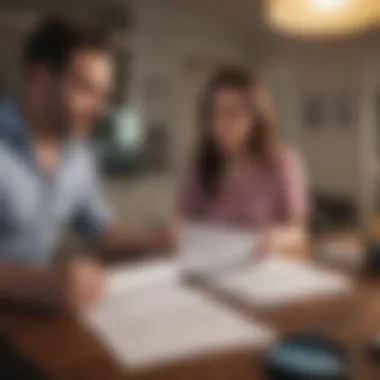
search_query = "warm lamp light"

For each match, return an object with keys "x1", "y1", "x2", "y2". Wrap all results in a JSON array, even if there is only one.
[
  {"x1": 267, "y1": 0, "x2": 380, "y2": 36},
  {"x1": 308, "y1": 0, "x2": 349, "y2": 11}
]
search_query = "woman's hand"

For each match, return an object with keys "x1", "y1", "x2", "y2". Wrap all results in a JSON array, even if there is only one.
[{"x1": 256, "y1": 226, "x2": 307, "y2": 259}]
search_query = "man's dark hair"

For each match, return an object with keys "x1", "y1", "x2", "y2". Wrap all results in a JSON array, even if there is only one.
[{"x1": 23, "y1": 16, "x2": 111, "y2": 72}]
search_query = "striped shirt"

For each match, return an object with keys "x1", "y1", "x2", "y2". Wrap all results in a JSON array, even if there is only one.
[{"x1": 0, "y1": 99, "x2": 112, "y2": 265}]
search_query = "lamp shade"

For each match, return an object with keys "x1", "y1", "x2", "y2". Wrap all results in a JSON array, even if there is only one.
[{"x1": 267, "y1": 0, "x2": 380, "y2": 36}]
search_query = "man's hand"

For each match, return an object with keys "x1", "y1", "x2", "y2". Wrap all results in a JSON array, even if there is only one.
[
  {"x1": 146, "y1": 225, "x2": 177, "y2": 254},
  {"x1": 58, "y1": 256, "x2": 105, "y2": 311},
  {"x1": 97, "y1": 223, "x2": 178, "y2": 262}
]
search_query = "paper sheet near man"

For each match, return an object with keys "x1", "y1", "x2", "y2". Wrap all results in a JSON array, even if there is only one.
[
  {"x1": 84, "y1": 261, "x2": 273, "y2": 370},
  {"x1": 84, "y1": 224, "x2": 353, "y2": 371}
]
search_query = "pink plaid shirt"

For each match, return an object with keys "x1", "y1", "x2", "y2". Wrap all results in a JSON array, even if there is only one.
[{"x1": 179, "y1": 148, "x2": 307, "y2": 228}]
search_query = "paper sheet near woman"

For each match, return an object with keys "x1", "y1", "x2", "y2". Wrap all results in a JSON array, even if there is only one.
[
  {"x1": 178, "y1": 224, "x2": 352, "y2": 308},
  {"x1": 208, "y1": 257, "x2": 352, "y2": 308}
]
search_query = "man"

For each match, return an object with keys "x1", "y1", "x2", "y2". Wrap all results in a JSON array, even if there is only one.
[{"x1": 0, "y1": 17, "x2": 172, "y2": 311}]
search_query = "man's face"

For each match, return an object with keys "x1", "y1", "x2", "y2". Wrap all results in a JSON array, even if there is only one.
[{"x1": 59, "y1": 49, "x2": 113, "y2": 136}]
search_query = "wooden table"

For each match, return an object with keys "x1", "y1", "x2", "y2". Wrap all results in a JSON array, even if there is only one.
[{"x1": 3, "y1": 267, "x2": 380, "y2": 379}]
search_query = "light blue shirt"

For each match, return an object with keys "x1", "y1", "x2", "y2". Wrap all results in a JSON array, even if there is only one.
[{"x1": 0, "y1": 99, "x2": 112, "y2": 265}]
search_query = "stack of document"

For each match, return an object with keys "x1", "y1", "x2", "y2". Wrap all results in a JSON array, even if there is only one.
[
  {"x1": 84, "y1": 224, "x2": 352, "y2": 371},
  {"x1": 84, "y1": 260, "x2": 273, "y2": 370},
  {"x1": 209, "y1": 257, "x2": 352, "y2": 308}
]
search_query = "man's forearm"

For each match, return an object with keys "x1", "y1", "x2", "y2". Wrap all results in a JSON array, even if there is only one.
[
  {"x1": 98, "y1": 228, "x2": 151, "y2": 262},
  {"x1": 0, "y1": 262, "x2": 60, "y2": 306},
  {"x1": 98, "y1": 225, "x2": 173, "y2": 263}
]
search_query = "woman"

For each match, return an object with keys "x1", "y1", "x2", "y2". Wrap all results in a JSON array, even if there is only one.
[{"x1": 178, "y1": 66, "x2": 308, "y2": 254}]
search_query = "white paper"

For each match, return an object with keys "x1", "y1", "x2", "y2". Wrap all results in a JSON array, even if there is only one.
[
  {"x1": 177, "y1": 223, "x2": 257, "y2": 277},
  {"x1": 84, "y1": 261, "x2": 273, "y2": 370},
  {"x1": 104, "y1": 260, "x2": 177, "y2": 296},
  {"x1": 210, "y1": 257, "x2": 352, "y2": 308}
]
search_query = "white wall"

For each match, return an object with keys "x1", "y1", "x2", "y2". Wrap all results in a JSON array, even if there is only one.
[{"x1": 253, "y1": 33, "x2": 380, "y2": 221}]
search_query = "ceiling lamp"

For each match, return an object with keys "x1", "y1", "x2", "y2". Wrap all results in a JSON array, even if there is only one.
[{"x1": 267, "y1": 0, "x2": 380, "y2": 36}]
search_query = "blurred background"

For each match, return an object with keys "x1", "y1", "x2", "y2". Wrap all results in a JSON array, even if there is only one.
[{"x1": 0, "y1": 0, "x2": 378, "y2": 229}]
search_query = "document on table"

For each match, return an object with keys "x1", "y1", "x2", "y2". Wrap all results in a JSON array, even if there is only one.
[
  {"x1": 177, "y1": 223, "x2": 257, "y2": 277},
  {"x1": 84, "y1": 260, "x2": 274, "y2": 371},
  {"x1": 209, "y1": 257, "x2": 353, "y2": 308}
]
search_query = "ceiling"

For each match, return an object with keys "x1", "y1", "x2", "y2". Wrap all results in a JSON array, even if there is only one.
[
  {"x1": 155, "y1": 0, "x2": 266, "y2": 35},
  {"x1": 0, "y1": 0, "x2": 266, "y2": 38},
  {"x1": 0, "y1": 0, "x2": 125, "y2": 19},
  {"x1": 4, "y1": 0, "x2": 375, "y2": 42}
]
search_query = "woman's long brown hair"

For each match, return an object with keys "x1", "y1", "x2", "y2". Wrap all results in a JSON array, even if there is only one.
[{"x1": 196, "y1": 66, "x2": 279, "y2": 197}]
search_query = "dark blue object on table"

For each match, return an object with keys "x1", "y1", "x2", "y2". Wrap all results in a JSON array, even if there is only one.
[{"x1": 266, "y1": 332, "x2": 349, "y2": 380}]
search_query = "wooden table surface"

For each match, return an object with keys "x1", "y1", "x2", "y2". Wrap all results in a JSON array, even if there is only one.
[{"x1": 3, "y1": 261, "x2": 380, "y2": 379}]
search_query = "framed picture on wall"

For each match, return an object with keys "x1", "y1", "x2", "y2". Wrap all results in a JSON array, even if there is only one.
[
  {"x1": 144, "y1": 75, "x2": 170, "y2": 101},
  {"x1": 142, "y1": 121, "x2": 170, "y2": 172},
  {"x1": 335, "y1": 90, "x2": 354, "y2": 128},
  {"x1": 143, "y1": 74, "x2": 171, "y2": 121},
  {"x1": 302, "y1": 94, "x2": 325, "y2": 129},
  {"x1": 111, "y1": 48, "x2": 130, "y2": 106}
]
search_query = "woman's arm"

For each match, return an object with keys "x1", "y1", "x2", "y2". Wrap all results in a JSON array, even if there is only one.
[{"x1": 264, "y1": 148, "x2": 309, "y2": 257}]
